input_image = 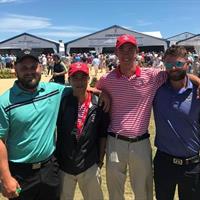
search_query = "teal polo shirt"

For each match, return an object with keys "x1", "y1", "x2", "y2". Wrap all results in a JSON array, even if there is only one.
[{"x1": 0, "y1": 81, "x2": 71, "y2": 163}]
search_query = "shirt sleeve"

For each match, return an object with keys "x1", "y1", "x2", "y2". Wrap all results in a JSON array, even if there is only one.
[
  {"x1": 0, "y1": 102, "x2": 9, "y2": 139},
  {"x1": 151, "y1": 68, "x2": 167, "y2": 89}
]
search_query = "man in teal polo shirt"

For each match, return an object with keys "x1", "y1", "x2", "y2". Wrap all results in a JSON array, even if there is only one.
[{"x1": 0, "y1": 49, "x2": 70, "y2": 200}]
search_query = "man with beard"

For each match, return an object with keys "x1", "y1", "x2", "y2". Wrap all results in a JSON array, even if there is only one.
[
  {"x1": 0, "y1": 49, "x2": 70, "y2": 200},
  {"x1": 153, "y1": 45, "x2": 200, "y2": 200}
]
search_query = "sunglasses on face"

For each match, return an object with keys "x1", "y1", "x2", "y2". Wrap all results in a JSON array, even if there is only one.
[{"x1": 164, "y1": 61, "x2": 186, "y2": 69}]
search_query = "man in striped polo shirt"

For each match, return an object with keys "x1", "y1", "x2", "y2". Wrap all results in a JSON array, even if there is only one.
[{"x1": 96, "y1": 34, "x2": 167, "y2": 200}]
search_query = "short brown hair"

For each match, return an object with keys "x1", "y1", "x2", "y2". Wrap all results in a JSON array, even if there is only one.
[{"x1": 164, "y1": 45, "x2": 187, "y2": 59}]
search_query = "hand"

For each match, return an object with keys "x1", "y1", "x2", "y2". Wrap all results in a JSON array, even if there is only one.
[
  {"x1": 53, "y1": 72, "x2": 58, "y2": 77},
  {"x1": 187, "y1": 73, "x2": 200, "y2": 98},
  {"x1": 86, "y1": 87, "x2": 111, "y2": 112},
  {"x1": 1, "y1": 176, "x2": 21, "y2": 199},
  {"x1": 99, "y1": 91, "x2": 111, "y2": 112}
]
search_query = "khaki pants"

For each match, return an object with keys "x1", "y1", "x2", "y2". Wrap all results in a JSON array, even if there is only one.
[
  {"x1": 60, "y1": 164, "x2": 103, "y2": 200},
  {"x1": 106, "y1": 135, "x2": 153, "y2": 200}
]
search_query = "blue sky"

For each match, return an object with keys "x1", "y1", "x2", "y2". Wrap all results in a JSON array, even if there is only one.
[{"x1": 0, "y1": 0, "x2": 199, "y2": 42}]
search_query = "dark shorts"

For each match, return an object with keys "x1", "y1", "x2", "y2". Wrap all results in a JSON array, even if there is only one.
[{"x1": 9, "y1": 156, "x2": 61, "y2": 200}]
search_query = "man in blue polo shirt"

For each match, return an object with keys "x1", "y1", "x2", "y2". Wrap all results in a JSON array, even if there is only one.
[
  {"x1": 153, "y1": 45, "x2": 200, "y2": 200},
  {"x1": 0, "y1": 49, "x2": 70, "y2": 200}
]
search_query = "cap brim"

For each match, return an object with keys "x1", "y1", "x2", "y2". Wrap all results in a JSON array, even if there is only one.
[
  {"x1": 69, "y1": 70, "x2": 89, "y2": 77},
  {"x1": 16, "y1": 55, "x2": 39, "y2": 63},
  {"x1": 117, "y1": 41, "x2": 137, "y2": 49}
]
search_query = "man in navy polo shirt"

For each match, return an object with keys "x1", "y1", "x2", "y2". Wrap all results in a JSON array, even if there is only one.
[
  {"x1": 0, "y1": 49, "x2": 70, "y2": 200},
  {"x1": 153, "y1": 45, "x2": 200, "y2": 200}
]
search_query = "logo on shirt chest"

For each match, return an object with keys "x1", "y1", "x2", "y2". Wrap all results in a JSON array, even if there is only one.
[{"x1": 132, "y1": 78, "x2": 149, "y2": 87}]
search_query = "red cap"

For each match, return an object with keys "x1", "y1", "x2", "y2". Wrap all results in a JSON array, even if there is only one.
[
  {"x1": 68, "y1": 62, "x2": 89, "y2": 77},
  {"x1": 116, "y1": 34, "x2": 137, "y2": 48}
]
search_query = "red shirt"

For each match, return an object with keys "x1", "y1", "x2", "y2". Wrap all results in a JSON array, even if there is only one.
[{"x1": 96, "y1": 67, "x2": 167, "y2": 137}]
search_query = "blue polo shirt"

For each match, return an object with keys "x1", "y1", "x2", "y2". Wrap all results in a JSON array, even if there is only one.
[
  {"x1": 153, "y1": 78, "x2": 200, "y2": 157},
  {"x1": 0, "y1": 82, "x2": 71, "y2": 163}
]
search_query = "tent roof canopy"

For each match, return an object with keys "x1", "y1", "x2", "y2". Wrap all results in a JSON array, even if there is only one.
[
  {"x1": 0, "y1": 32, "x2": 60, "y2": 50},
  {"x1": 167, "y1": 32, "x2": 195, "y2": 41},
  {"x1": 65, "y1": 25, "x2": 167, "y2": 45}
]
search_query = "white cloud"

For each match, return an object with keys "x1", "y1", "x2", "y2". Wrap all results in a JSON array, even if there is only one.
[
  {"x1": 0, "y1": 0, "x2": 21, "y2": 3},
  {"x1": 0, "y1": 13, "x2": 97, "y2": 40},
  {"x1": 0, "y1": 14, "x2": 51, "y2": 32}
]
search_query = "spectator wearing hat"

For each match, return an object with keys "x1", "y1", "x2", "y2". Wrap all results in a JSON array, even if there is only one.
[
  {"x1": 0, "y1": 49, "x2": 73, "y2": 200},
  {"x1": 96, "y1": 34, "x2": 168, "y2": 200},
  {"x1": 56, "y1": 62, "x2": 109, "y2": 200},
  {"x1": 52, "y1": 54, "x2": 67, "y2": 84}
]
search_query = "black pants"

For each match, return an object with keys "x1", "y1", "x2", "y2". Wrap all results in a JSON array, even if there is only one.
[
  {"x1": 9, "y1": 156, "x2": 60, "y2": 200},
  {"x1": 154, "y1": 150, "x2": 200, "y2": 200}
]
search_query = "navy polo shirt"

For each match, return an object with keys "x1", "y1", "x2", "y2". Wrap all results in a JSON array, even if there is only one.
[
  {"x1": 0, "y1": 82, "x2": 71, "y2": 163},
  {"x1": 153, "y1": 78, "x2": 200, "y2": 157}
]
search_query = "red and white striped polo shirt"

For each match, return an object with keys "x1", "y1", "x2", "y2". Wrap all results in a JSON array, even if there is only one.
[{"x1": 96, "y1": 67, "x2": 167, "y2": 137}]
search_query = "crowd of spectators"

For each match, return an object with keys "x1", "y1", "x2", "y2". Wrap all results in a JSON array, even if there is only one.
[{"x1": 1, "y1": 50, "x2": 200, "y2": 77}]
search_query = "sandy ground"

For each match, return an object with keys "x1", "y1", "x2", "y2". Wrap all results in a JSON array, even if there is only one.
[
  {"x1": 0, "y1": 76, "x2": 51, "y2": 95},
  {"x1": 0, "y1": 78, "x2": 16, "y2": 95}
]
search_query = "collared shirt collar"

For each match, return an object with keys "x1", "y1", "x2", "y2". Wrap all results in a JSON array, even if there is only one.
[
  {"x1": 13, "y1": 81, "x2": 45, "y2": 96},
  {"x1": 115, "y1": 65, "x2": 141, "y2": 78},
  {"x1": 166, "y1": 76, "x2": 193, "y2": 94},
  {"x1": 178, "y1": 76, "x2": 193, "y2": 94}
]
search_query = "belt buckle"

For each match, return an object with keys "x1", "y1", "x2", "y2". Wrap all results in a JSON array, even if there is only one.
[
  {"x1": 32, "y1": 162, "x2": 41, "y2": 169},
  {"x1": 173, "y1": 158, "x2": 183, "y2": 165}
]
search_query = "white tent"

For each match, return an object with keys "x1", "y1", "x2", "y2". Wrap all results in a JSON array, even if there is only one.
[
  {"x1": 65, "y1": 25, "x2": 168, "y2": 54},
  {"x1": 177, "y1": 34, "x2": 200, "y2": 54},
  {"x1": 0, "y1": 33, "x2": 60, "y2": 53},
  {"x1": 167, "y1": 32, "x2": 195, "y2": 46},
  {"x1": 142, "y1": 31, "x2": 162, "y2": 38}
]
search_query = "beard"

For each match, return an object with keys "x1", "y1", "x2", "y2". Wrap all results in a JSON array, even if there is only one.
[
  {"x1": 17, "y1": 74, "x2": 41, "y2": 90},
  {"x1": 168, "y1": 70, "x2": 187, "y2": 81}
]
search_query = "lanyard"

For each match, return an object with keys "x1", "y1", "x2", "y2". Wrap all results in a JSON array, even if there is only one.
[{"x1": 77, "y1": 92, "x2": 91, "y2": 139}]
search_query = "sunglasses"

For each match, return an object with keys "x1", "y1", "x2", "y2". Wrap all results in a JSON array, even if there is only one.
[{"x1": 164, "y1": 61, "x2": 186, "y2": 69}]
